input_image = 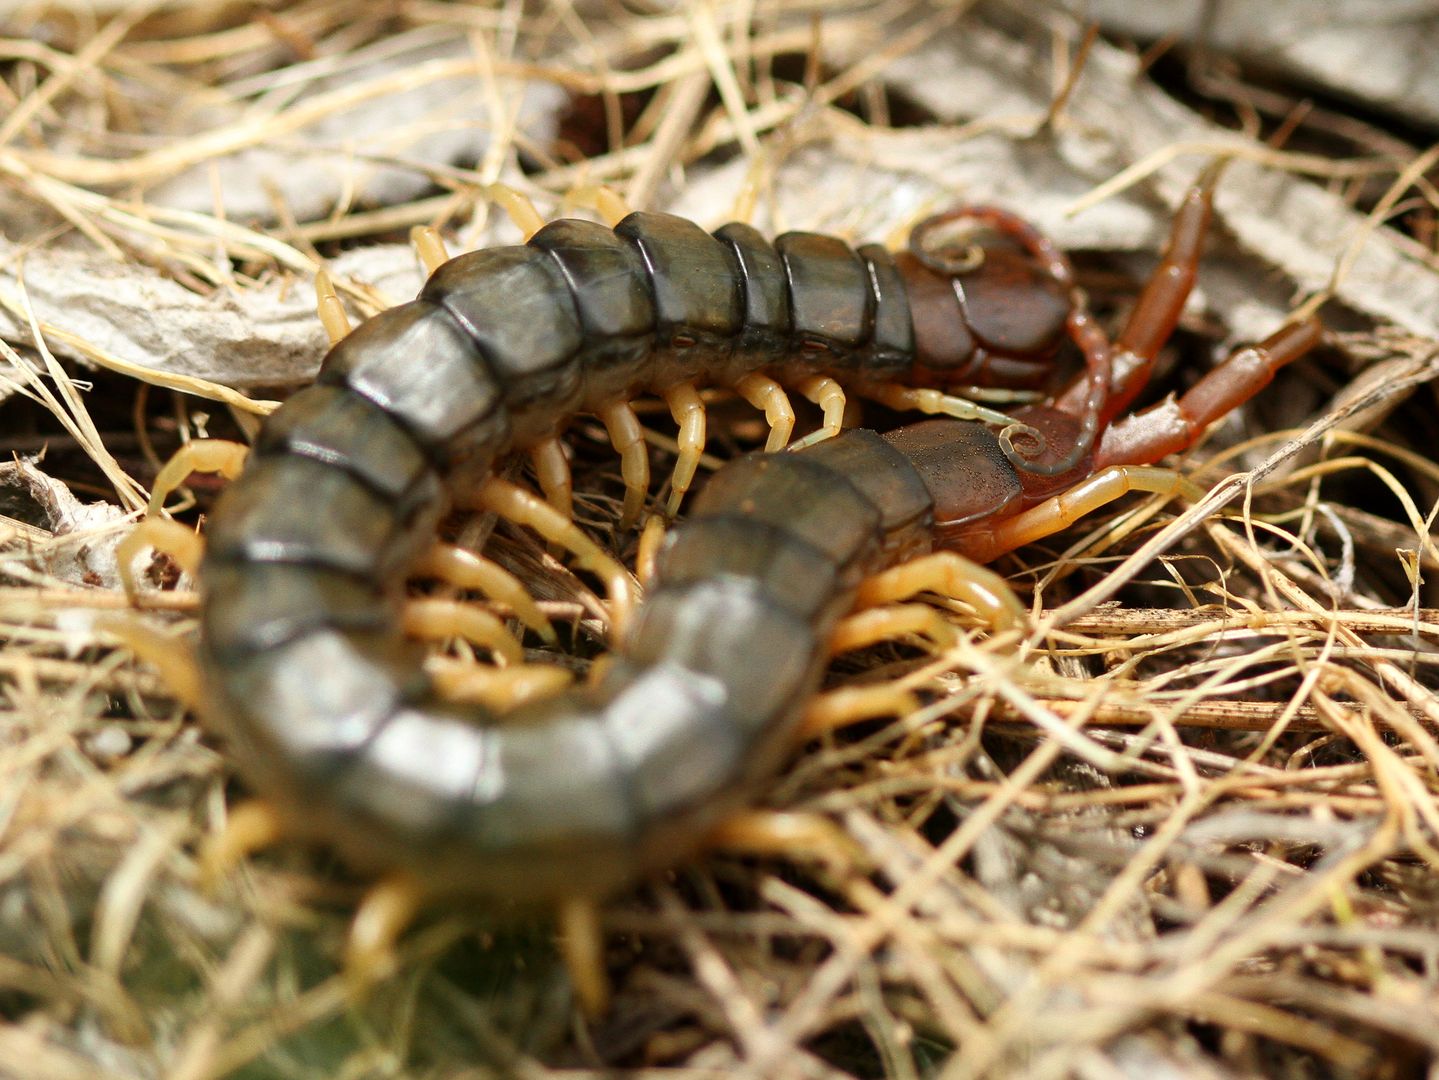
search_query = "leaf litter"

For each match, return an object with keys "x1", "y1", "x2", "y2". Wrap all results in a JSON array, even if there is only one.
[{"x1": 2, "y1": 2, "x2": 1439, "y2": 1077}]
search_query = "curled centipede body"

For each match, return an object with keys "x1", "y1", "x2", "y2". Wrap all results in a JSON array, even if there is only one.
[{"x1": 156, "y1": 173, "x2": 1322, "y2": 1006}]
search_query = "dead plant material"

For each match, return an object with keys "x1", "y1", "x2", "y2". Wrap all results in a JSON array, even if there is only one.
[{"x1": 2, "y1": 2, "x2": 1438, "y2": 1077}]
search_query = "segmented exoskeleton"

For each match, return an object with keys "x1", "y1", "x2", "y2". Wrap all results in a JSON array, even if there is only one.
[{"x1": 152, "y1": 175, "x2": 1321, "y2": 1010}]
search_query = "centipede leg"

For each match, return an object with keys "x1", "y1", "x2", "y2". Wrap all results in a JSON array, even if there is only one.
[
  {"x1": 796, "y1": 684, "x2": 923, "y2": 741},
  {"x1": 97, "y1": 614, "x2": 203, "y2": 706},
  {"x1": 482, "y1": 182, "x2": 546, "y2": 241},
  {"x1": 556, "y1": 897, "x2": 609, "y2": 1017},
  {"x1": 145, "y1": 438, "x2": 249, "y2": 517},
  {"x1": 314, "y1": 269, "x2": 352, "y2": 344},
  {"x1": 529, "y1": 436, "x2": 575, "y2": 524},
  {"x1": 662, "y1": 382, "x2": 706, "y2": 518},
  {"x1": 733, "y1": 373, "x2": 795, "y2": 452},
  {"x1": 117, "y1": 518, "x2": 204, "y2": 598},
  {"x1": 346, "y1": 873, "x2": 425, "y2": 990},
  {"x1": 472, "y1": 477, "x2": 637, "y2": 634},
  {"x1": 704, "y1": 810, "x2": 861, "y2": 875},
  {"x1": 564, "y1": 183, "x2": 634, "y2": 226},
  {"x1": 410, "y1": 225, "x2": 450, "y2": 275},
  {"x1": 855, "y1": 552, "x2": 1027, "y2": 633},
  {"x1": 198, "y1": 799, "x2": 285, "y2": 889},
  {"x1": 401, "y1": 598, "x2": 525, "y2": 664},
  {"x1": 956, "y1": 466, "x2": 1202, "y2": 563},
  {"x1": 829, "y1": 603, "x2": 960, "y2": 655},
  {"x1": 788, "y1": 375, "x2": 848, "y2": 450},
  {"x1": 863, "y1": 383, "x2": 1024, "y2": 430},
  {"x1": 412, "y1": 543, "x2": 557, "y2": 645},
  {"x1": 636, "y1": 515, "x2": 666, "y2": 588},
  {"x1": 598, "y1": 399, "x2": 650, "y2": 529},
  {"x1": 426, "y1": 658, "x2": 573, "y2": 710}
]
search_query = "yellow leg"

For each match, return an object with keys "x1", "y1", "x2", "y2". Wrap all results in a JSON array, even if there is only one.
[
  {"x1": 315, "y1": 269, "x2": 352, "y2": 345},
  {"x1": 598, "y1": 399, "x2": 649, "y2": 529},
  {"x1": 412, "y1": 543, "x2": 556, "y2": 646},
  {"x1": 96, "y1": 614, "x2": 203, "y2": 707},
  {"x1": 636, "y1": 515, "x2": 666, "y2": 589},
  {"x1": 410, "y1": 224, "x2": 450, "y2": 275},
  {"x1": 966, "y1": 465, "x2": 1203, "y2": 562},
  {"x1": 704, "y1": 810, "x2": 861, "y2": 874},
  {"x1": 482, "y1": 182, "x2": 546, "y2": 241},
  {"x1": 797, "y1": 684, "x2": 922, "y2": 741},
  {"x1": 788, "y1": 375, "x2": 847, "y2": 450},
  {"x1": 401, "y1": 598, "x2": 524, "y2": 665},
  {"x1": 472, "y1": 478, "x2": 637, "y2": 636},
  {"x1": 733, "y1": 373, "x2": 795, "y2": 452},
  {"x1": 426, "y1": 658, "x2": 572, "y2": 709},
  {"x1": 855, "y1": 552, "x2": 1026, "y2": 633},
  {"x1": 198, "y1": 799, "x2": 285, "y2": 890},
  {"x1": 662, "y1": 382, "x2": 706, "y2": 518},
  {"x1": 828, "y1": 603, "x2": 959, "y2": 656},
  {"x1": 563, "y1": 183, "x2": 634, "y2": 227},
  {"x1": 529, "y1": 437, "x2": 574, "y2": 523},
  {"x1": 146, "y1": 438, "x2": 249, "y2": 517},
  {"x1": 556, "y1": 897, "x2": 609, "y2": 1017},
  {"x1": 116, "y1": 518, "x2": 203, "y2": 598},
  {"x1": 346, "y1": 873, "x2": 424, "y2": 990},
  {"x1": 864, "y1": 382, "x2": 1023, "y2": 429}
]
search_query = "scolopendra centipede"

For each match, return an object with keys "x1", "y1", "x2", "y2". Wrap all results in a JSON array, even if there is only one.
[{"x1": 124, "y1": 170, "x2": 1322, "y2": 1012}]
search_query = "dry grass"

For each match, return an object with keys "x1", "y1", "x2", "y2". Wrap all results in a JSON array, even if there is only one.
[{"x1": 3, "y1": 2, "x2": 1439, "y2": 1078}]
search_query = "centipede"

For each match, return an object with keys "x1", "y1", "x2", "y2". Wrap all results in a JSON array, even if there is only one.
[{"x1": 122, "y1": 169, "x2": 1322, "y2": 1012}]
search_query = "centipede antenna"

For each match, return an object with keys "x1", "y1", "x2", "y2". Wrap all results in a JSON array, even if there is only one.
[
  {"x1": 410, "y1": 225, "x2": 450, "y2": 275},
  {"x1": 482, "y1": 182, "x2": 545, "y2": 241},
  {"x1": 315, "y1": 269, "x2": 352, "y2": 345}
]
